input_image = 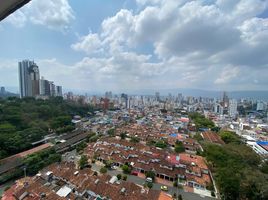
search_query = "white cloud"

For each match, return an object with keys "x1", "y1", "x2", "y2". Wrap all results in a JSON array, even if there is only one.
[
  {"x1": 68, "y1": 0, "x2": 268, "y2": 91},
  {"x1": 239, "y1": 17, "x2": 268, "y2": 45},
  {"x1": 71, "y1": 33, "x2": 103, "y2": 54},
  {"x1": 28, "y1": 0, "x2": 74, "y2": 31},
  {"x1": 215, "y1": 66, "x2": 240, "y2": 84},
  {"x1": 4, "y1": 10, "x2": 27, "y2": 28},
  {"x1": 3, "y1": 0, "x2": 74, "y2": 31},
  {"x1": 4, "y1": 0, "x2": 268, "y2": 92}
]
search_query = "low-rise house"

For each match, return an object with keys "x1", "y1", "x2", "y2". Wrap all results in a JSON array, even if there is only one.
[
  {"x1": 86, "y1": 138, "x2": 212, "y2": 190},
  {"x1": 8, "y1": 162, "x2": 172, "y2": 200}
]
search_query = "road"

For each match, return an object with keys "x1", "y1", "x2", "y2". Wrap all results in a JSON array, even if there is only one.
[
  {"x1": 63, "y1": 151, "x2": 215, "y2": 200},
  {"x1": 91, "y1": 163, "x2": 215, "y2": 200}
]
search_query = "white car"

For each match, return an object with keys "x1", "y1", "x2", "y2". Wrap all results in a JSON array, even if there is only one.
[
  {"x1": 111, "y1": 166, "x2": 118, "y2": 170},
  {"x1": 146, "y1": 177, "x2": 153, "y2": 183}
]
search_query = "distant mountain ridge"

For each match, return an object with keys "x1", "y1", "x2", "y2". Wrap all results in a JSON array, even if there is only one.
[
  {"x1": 134, "y1": 88, "x2": 268, "y2": 100},
  {"x1": 64, "y1": 88, "x2": 268, "y2": 100},
  {"x1": 0, "y1": 88, "x2": 18, "y2": 98},
  {"x1": 4, "y1": 86, "x2": 268, "y2": 100}
]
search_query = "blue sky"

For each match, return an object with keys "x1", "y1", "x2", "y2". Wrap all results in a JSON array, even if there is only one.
[{"x1": 0, "y1": 0, "x2": 268, "y2": 93}]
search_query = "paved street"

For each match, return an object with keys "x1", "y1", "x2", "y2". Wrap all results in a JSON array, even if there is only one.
[
  {"x1": 91, "y1": 163, "x2": 215, "y2": 200},
  {"x1": 64, "y1": 153, "x2": 216, "y2": 200}
]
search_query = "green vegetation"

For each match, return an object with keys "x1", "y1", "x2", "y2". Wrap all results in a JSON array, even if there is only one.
[
  {"x1": 120, "y1": 132, "x2": 127, "y2": 139},
  {"x1": 107, "y1": 128, "x2": 115, "y2": 136},
  {"x1": 76, "y1": 142, "x2": 87, "y2": 153},
  {"x1": 104, "y1": 159, "x2": 113, "y2": 168},
  {"x1": 0, "y1": 97, "x2": 94, "y2": 159},
  {"x1": 88, "y1": 135, "x2": 100, "y2": 142},
  {"x1": 174, "y1": 141, "x2": 185, "y2": 153},
  {"x1": 219, "y1": 130, "x2": 241, "y2": 144},
  {"x1": 0, "y1": 169, "x2": 23, "y2": 184},
  {"x1": 193, "y1": 132, "x2": 203, "y2": 141},
  {"x1": 146, "y1": 140, "x2": 156, "y2": 146},
  {"x1": 100, "y1": 167, "x2": 107, "y2": 174},
  {"x1": 189, "y1": 112, "x2": 215, "y2": 129},
  {"x1": 211, "y1": 126, "x2": 220, "y2": 133},
  {"x1": 23, "y1": 148, "x2": 61, "y2": 175},
  {"x1": 203, "y1": 141, "x2": 268, "y2": 200},
  {"x1": 155, "y1": 140, "x2": 168, "y2": 149},
  {"x1": 147, "y1": 182, "x2": 153, "y2": 188},
  {"x1": 173, "y1": 181, "x2": 178, "y2": 187},
  {"x1": 121, "y1": 164, "x2": 131, "y2": 174},
  {"x1": 145, "y1": 170, "x2": 156, "y2": 181},
  {"x1": 117, "y1": 174, "x2": 122, "y2": 180},
  {"x1": 130, "y1": 136, "x2": 140, "y2": 143},
  {"x1": 79, "y1": 155, "x2": 88, "y2": 169},
  {"x1": 122, "y1": 175, "x2": 127, "y2": 181}
]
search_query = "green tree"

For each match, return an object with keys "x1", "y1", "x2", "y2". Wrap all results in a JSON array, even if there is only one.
[
  {"x1": 100, "y1": 167, "x2": 107, "y2": 174},
  {"x1": 122, "y1": 175, "x2": 127, "y2": 181},
  {"x1": 121, "y1": 165, "x2": 131, "y2": 174},
  {"x1": 107, "y1": 128, "x2": 115, "y2": 136},
  {"x1": 145, "y1": 171, "x2": 156, "y2": 181},
  {"x1": 130, "y1": 136, "x2": 140, "y2": 143},
  {"x1": 155, "y1": 140, "x2": 167, "y2": 149},
  {"x1": 79, "y1": 155, "x2": 88, "y2": 169},
  {"x1": 147, "y1": 182, "x2": 153, "y2": 188},
  {"x1": 174, "y1": 141, "x2": 185, "y2": 153},
  {"x1": 219, "y1": 131, "x2": 240, "y2": 144},
  {"x1": 203, "y1": 142, "x2": 267, "y2": 200},
  {"x1": 104, "y1": 159, "x2": 113, "y2": 168},
  {"x1": 0, "y1": 123, "x2": 16, "y2": 134},
  {"x1": 76, "y1": 142, "x2": 87, "y2": 152},
  {"x1": 89, "y1": 135, "x2": 99, "y2": 142},
  {"x1": 189, "y1": 112, "x2": 215, "y2": 129},
  {"x1": 117, "y1": 174, "x2": 122, "y2": 180},
  {"x1": 120, "y1": 132, "x2": 127, "y2": 139}
]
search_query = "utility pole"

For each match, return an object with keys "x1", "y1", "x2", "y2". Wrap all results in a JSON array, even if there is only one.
[
  {"x1": 177, "y1": 178, "x2": 179, "y2": 200},
  {"x1": 24, "y1": 167, "x2": 26, "y2": 178}
]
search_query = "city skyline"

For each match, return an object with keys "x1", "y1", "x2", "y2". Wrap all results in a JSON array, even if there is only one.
[
  {"x1": 18, "y1": 59, "x2": 62, "y2": 98},
  {"x1": 0, "y1": 0, "x2": 268, "y2": 93},
  {"x1": 1, "y1": 1, "x2": 268, "y2": 199}
]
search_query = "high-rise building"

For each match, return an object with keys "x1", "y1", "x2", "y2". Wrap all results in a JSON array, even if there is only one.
[
  {"x1": 214, "y1": 103, "x2": 224, "y2": 115},
  {"x1": 29, "y1": 62, "x2": 40, "y2": 96},
  {"x1": 56, "y1": 86, "x2": 63, "y2": 96},
  {"x1": 155, "y1": 92, "x2": 160, "y2": 101},
  {"x1": 121, "y1": 93, "x2": 128, "y2": 109},
  {"x1": 229, "y1": 99, "x2": 237, "y2": 118},
  {"x1": 0, "y1": 87, "x2": 5, "y2": 94},
  {"x1": 257, "y1": 101, "x2": 266, "y2": 111},
  {"x1": 19, "y1": 60, "x2": 34, "y2": 98},
  {"x1": 223, "y1": 91, "x2": 229, "y2": 107},
  {"x1": 18, "y1": 60, "x2": 40, "y2": 98},
  {"x1": 105, "y1": 91, "x2": 112, "y2": 99},
  {"x1": 39, "y1": 77, "x2": 50, "y2": 96},
  {"x1": 49, "y1": 81, "x2": 56, "y2": 96}
]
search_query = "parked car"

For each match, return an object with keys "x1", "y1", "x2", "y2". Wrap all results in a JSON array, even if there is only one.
[
  {"x1": 131, "y1": 171, "x2": 139, "y2": 176},
  {"x1": 111, "y1": 165, "x2": 118, "y2": 170},
  {"x1": 160, "y1": 186, "x2": 168, "y2": 191},
  {"x1": 146, "y1": 177, "x2": 153, "y2": 183}
]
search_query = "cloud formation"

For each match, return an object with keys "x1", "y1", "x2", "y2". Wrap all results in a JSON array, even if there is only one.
[
  {"x1": 68, "y1": 0, "x2": 268, "y2": 91},
  {"x1": 2, "y1": 0, "x2": 268, "y2": 93},
  {"x1": 4, "y1": 0, "x2": 74, "y2": 31}
]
